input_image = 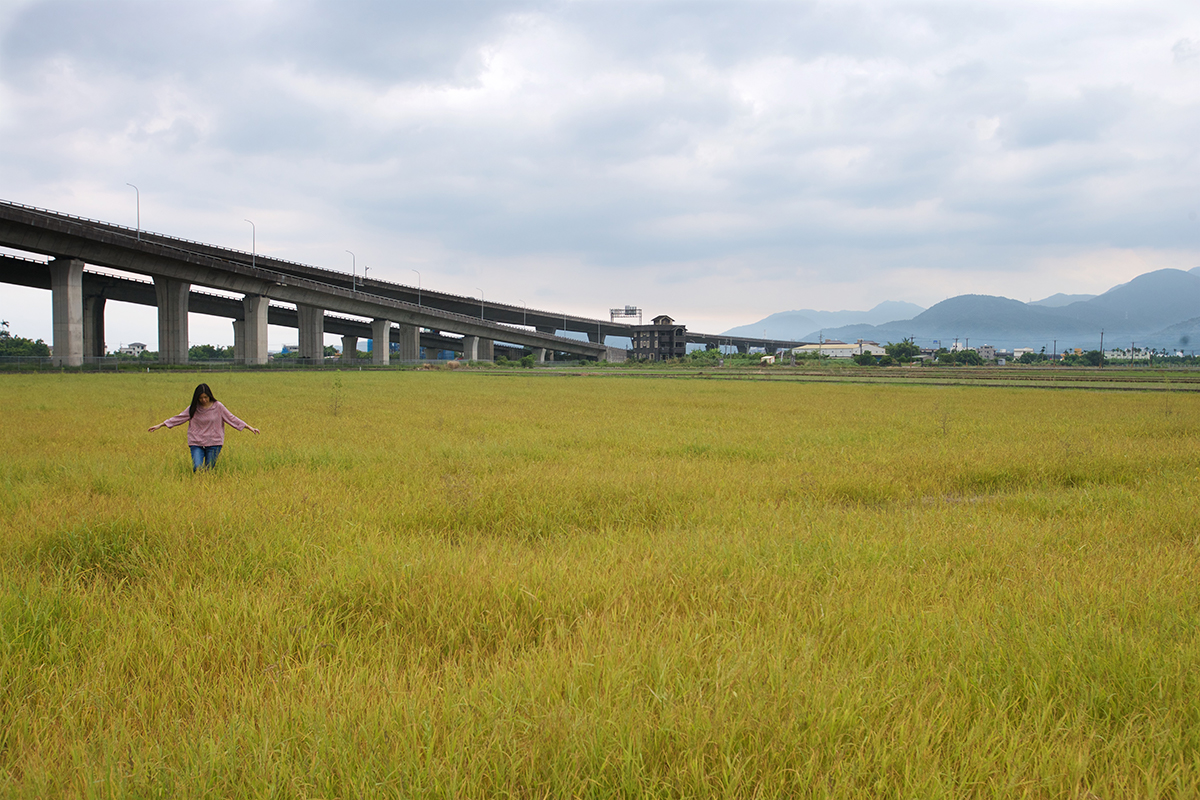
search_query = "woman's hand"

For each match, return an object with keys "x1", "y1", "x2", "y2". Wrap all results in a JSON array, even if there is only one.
[
  {"x1": 148, "y1": 423, "x2": 164, "y2": 432},
  {"x1": 247, "y1": 426, "x2": 260, "y2": 434}
]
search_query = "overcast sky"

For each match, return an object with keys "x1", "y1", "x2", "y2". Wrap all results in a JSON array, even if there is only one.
[{"x1": 2, "y1": 0, "x2": 1198, "y2": 348}]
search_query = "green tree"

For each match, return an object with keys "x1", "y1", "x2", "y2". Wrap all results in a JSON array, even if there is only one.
[
  {"x1": 937, "y1": 348, "x2": 983, "y2": 366},
  {"x1": 188, "y1": 344, "x2": 234, "y2": 360},
  {"x1": 852, "y1": 352, "x2": 877, "y2": 366},
  {"x1": 884, "y1": 338, "x2": 920, "y2": 363},
  {"x1": 0, "y1": 321, "x2": 51, "y2": 357}
]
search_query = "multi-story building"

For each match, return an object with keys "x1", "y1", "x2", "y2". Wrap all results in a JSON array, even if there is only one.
[{"x1": 630, "y1": 315, "x2": 687, "y2": 361}]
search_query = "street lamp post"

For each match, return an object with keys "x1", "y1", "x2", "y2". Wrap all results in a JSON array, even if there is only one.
[
  {"x1": 364, "y1": 266, "x2": 370, "y2": 283},
  {"x1": 477, "y1": 289, "x2": 484, "y2": 319},
  {"x1": 126, "y1": 183, "x2": 140, "y2": 241},
  {"x1": 519, "y1": 300, "x2": 526, "y2": 327},
  {"x1": 244, "y1": 219, "x2": 255, "y2": 267},
  {"x1": 345, "y1": 250, "x2": 356, "y2": 291},
  {"x1": 412, "y1": 270, "x2": 421, "y2": 306}
]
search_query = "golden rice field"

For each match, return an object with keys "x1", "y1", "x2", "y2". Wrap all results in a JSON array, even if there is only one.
[{"x1": 2, "y1": 370, "x2": 1198, "y2": 798}]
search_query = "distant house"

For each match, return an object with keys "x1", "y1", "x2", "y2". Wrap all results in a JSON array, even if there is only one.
[
  {"x1": 630, "y1": 315, "x2": 687, "y2": 361},
  {"x1": 119, "y1": 342, "x2": 147, "y2": 356},
  {"x1": 977, "y1": 344, "x2": 996, "y2": 361}
]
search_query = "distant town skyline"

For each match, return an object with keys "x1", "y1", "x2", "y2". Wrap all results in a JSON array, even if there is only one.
[{"x1": 2, "y1": 0, "x2": 1198, "y2": 349}]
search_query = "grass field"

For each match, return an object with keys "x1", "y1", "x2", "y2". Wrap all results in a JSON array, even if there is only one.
[{"x1": 2, "y1": 370, "x2": 1198, "y2": 798}]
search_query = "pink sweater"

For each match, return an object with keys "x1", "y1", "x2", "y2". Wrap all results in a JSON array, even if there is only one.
[{"x1": 162, "y1": 401, "x2": 250, "y2": 446}]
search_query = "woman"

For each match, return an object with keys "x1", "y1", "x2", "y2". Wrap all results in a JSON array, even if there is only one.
[{"x1": 149, "y1": 383, "x2": 260, "y2": 471}]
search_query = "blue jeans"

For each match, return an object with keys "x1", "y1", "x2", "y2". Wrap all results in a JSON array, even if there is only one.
[{"x1": 189, "y1": 445, "x2": 223, "y2": 471}]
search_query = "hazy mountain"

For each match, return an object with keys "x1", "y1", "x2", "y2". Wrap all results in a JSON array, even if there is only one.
[
  {"x1": 1146, "y1": 317, "x2": 1200, "y2": 352},
  {"x1": 1030, "y1": 293, "x2": 1096, "y2": 307},
  {"x1": 1054, "y1": 269, "x2": 1200, "y2": 332},
  {"x1": 777, "y1": 268, "x2": 1200, "y2": 351},
  {"x1": 721, "y1": 300, "x2": 924, "y2": 339}
]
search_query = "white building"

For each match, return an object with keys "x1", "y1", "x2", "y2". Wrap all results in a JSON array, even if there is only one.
[
  {"x1": 119, "y1": 342, "x2": 147, "y2": 356},
  {"x1": 792, "y1": 341, "x2": 886, "y2": 359}
]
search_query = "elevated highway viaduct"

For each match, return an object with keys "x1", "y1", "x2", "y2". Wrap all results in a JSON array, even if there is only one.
[
  {"x1": 0, "y1": 254, "x2": 486, "y2": 359},
  {"x1": 0, "y1": 201, "x2": 613, "y2": 366},
  {"x1": 0, "y1": 200, "x2": 809, "y2": 365}
]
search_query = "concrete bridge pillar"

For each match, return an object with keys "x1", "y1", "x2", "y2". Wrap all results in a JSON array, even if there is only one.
[
  {"x1": 297, "y1": 304, "x2": 324, "y2": 363},
  {"x1": 371, "y1": 318, "x2": 391, "y2": 365},
  {"x1": 535, "y1": 347, "x2": 546, "y2": 363},
  {"x1": 588, "y1": 330, "x2": 606, "y2": 345},
  {"x1": 242, "y1": 294, "x2": 269, "y2": 365},
  {"x1": 462, "y1": 336, "x2": 480, "y2": 361},
  {"x1": 480, "y1": 339, "x2": 494, "y2": 361},
  {"x1": 396, "y1": 324, "x2": 420, "y2": 361},
  {"x1": 83, "y1": 295, "x2": 106, "y2": 358},
  {"x1": 341, "y1": 335, "x2": 358, "y2": 361},
  {"x1": 736, "y1": 343, "x2": 749, "y2": 354},
  {"x1": 233, "y1": 321, "x2": 245, "y2": 362},
  {"x1": 50, "y1": 257, "x2": 84, "y2": 367},
  {"x1": 154, "y1": 276, "x2": 190, "y2": 365}
]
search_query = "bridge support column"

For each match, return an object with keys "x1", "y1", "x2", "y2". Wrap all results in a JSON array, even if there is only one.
[
  {"x1": 535, "y1": 347, "x2": 546, "y2": 363},
  {"x1": 341, "y1": 335, "x2": 358, "y2": 361},
  {"x1": 154, "y1": 276, "x2": 190, "y2": 365},
  {"x1": 736, "y1": 343, "x2": 749, "y2": 354},
  {"x1": 242, "y1": 294, "x2": 269, "y2": 365},
  {"x1": 588, "y1": 331, "x2": 606, "y2": 345},
  {"x1": 371, "y1": 318, "x2": 391, "y2": 365},
  {"x1": 462, "y1": 336, "x2": 480, "y2": 361},
  {"x1": 298, "y1": 304, "x2": 324, "y2": 363},
  {"x1": 480, "y1": 339, "x2": 493, "y2": 361},
  {"x1": 50, "y1": 257, "x2": 84, "y2": 367},
  {"x1": 233, "y1": 321, "x2": 245, "y2": 362},
  {"x1": 396, "y1": 324, "x2": 419, "y2": 361},
  {"x1": 83, "y1": 295, "x2": 106, "y2": 358}
]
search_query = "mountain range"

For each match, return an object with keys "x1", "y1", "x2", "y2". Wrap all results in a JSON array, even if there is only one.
[{"x1": 723, "y1": 267, "x2": 1200, "y2": 352}]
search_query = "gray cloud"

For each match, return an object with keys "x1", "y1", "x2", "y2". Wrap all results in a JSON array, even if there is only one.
[{"x1": 1, "y1": 0, "x2": 1198, "y2": 346}]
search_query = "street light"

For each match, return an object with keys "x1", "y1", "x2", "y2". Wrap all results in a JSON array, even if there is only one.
[
  {"x1": 244, "y1": 219, "x2": 255, "y2": 268},
  {"x1": 345, "y1": 250, "x2": 356, "y2": 290},
  {"x1": 126, "y1": 183, "x2": 140, "y2": 241},
  {"x1": 519, "y1": 300, "x2": 526, "y2": 327},
  {"x1": 364, "y1": 265, "x2": 370, "y2": 283},
  {"x1": 412, "y1": 269, "x2": 421, "y2": 306},
  {"x1": 477, "y1": 288, "x2": 484, "y2": 319}
]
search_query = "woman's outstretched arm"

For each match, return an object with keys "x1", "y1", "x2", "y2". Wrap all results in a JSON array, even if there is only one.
[
  {"x1": 148, "y1": 410, "x2": 190, "y2": 432},
  {"x1": 218, "y1": 403, "x2": 260, "y2": 434}
]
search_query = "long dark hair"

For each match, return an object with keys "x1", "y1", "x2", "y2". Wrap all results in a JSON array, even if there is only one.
[{"x1": 188, "y1": 383, "x2": 216, "y2": 418}]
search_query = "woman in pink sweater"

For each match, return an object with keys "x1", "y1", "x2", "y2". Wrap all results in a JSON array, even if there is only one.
[{"x1": 149, "y1": 383, "x2": 260, "y2": 471}]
